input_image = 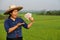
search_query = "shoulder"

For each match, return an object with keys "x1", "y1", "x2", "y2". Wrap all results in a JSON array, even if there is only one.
[
  {"x1": 16, "y1": 17, "x2": 25, "y2": 23},
  {"x1": 17, "y1": 17, "x2": 24, "y2": 21},
  {"x1": 4, "y1": 18, "x2": 10, "y2": 23}
]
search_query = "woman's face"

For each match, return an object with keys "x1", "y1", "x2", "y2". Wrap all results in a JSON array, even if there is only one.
[{"x1": 10, "y1": 9, "x2": 18, "y2": 19}]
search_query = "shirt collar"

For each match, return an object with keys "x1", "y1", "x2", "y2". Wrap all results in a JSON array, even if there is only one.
[{"x1": 8, "y1": 17, "x2": 18, "y2": 22}]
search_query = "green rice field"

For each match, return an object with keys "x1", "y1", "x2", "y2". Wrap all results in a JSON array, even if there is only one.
[{"x1": 0, "y1": 14, "x2": 60, "y2": 40}]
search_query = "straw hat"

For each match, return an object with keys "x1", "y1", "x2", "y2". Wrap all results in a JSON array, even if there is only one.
[{"x1": 4, "y1": 5, "x2": 23, "y2": 15}]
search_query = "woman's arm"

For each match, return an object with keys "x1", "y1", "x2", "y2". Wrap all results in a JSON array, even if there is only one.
[
  {"x1": 8, "y1": 23, "x2": 24, "y2": 33},
  {"x1": 27, "y1": 17, "x2": 34, "y2": 29},
  {"x1": 8, "y1": 25, "x2": 18, "y2": 33}
]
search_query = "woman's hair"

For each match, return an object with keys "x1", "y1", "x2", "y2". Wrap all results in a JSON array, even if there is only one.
[
  {"x1": 8, "y1": 10, "x2": 13, "y2": 18},
  {"x1": 8, "y1": 14, "x2": 11, "y2": 18}
]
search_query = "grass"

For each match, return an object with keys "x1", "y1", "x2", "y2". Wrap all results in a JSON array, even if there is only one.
[{"x1": 0, "y1": 14, "x2": 60, "y2": 40}]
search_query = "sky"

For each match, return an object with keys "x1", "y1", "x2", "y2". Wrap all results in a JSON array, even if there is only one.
[{"x1": 0, "y1": 0, "x2": 60, "y2": 11}]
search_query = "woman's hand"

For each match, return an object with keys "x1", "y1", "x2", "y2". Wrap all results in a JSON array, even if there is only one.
[
  {"x1": 29, "y1": 17, "x2": 34, "y2": 22},
  {"x1": 16, "y1": 23, "x2": 25, "y2": 26},
  {"x1": 27, "y1": 17, "x2": 34, "y2": 29}
]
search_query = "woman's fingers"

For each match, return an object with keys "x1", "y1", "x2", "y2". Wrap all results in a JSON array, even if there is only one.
[
  {"x1": 17, "y1": 22, "x2": 25, "y2": 26},
  {"x1": 20, "y1": 23, "x2": 25, "y2": 24},
  {"x1": 29, "y1": 17, "x2": 34, "y2": 22}
]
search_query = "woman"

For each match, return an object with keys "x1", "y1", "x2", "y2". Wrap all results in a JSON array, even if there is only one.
[{"x1": 4, "y1": 5, "x2": 34, "y2": 40}]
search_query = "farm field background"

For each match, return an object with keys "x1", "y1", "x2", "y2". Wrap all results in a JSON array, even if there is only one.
[{"x1": 0, "y1": 14, "x2": 60, "y2": 40}]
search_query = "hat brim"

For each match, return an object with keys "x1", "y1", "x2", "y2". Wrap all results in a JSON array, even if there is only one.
[{"x1": 4, "y1": 6, "x2": 23, "y2": 15}]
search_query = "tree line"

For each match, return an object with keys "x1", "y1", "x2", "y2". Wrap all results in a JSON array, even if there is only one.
[{"x1": 33, "y1": 10, "x2": 60, "y2": 15}]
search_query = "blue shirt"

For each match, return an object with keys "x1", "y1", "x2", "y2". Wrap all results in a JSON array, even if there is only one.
[{"x1": 4, "y1": 17, "x2": 28, "y2": 38}]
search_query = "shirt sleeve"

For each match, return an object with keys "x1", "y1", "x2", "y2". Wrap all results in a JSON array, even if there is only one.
[
  {"x1": 23, "y1": 21, "x2": 28, "y2": 29},
  {"x1": 20, "y1": 18, "x2": 28, "y2": 29},
  {"x1": 4, "y1": 20, "x2": 10, "y2": 32}
]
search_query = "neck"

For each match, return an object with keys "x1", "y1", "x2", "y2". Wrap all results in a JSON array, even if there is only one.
[{"x1": 10, "y1": 17, "x2": 16, "y2": 21}]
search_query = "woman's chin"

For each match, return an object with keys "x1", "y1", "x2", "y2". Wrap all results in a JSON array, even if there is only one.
[{"x1": 13, "y1": 16, "x2": 17, "y2": 19}]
